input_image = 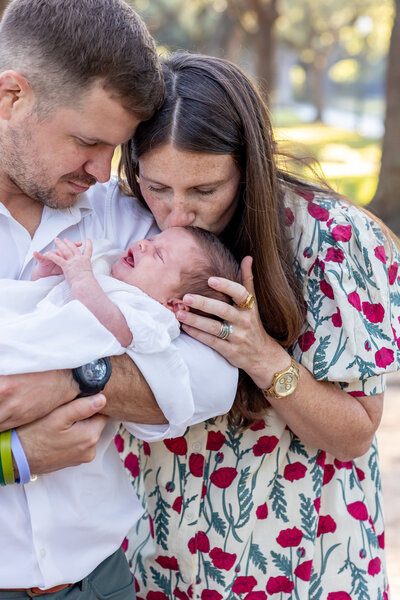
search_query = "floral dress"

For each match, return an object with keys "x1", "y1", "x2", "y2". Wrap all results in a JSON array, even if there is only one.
[{"x1": 116, "y1": 191, "x2": 400, "y2": 600}]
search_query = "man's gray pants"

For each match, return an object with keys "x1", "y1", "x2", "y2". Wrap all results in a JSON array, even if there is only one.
[{"x1": 0, "y1": 547, "x2": 135, "y2": 599}]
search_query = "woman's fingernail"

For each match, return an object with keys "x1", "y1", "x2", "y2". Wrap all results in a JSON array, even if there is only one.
[
  {"x1": 183, "y1": 294, "x2": 193, "y2": 305},
  {"x1": 177, "y1": 311, "x2": 186, "y2": 321},
  {"x1": 209, "y1": 277, "x2": 219, "y2": 287}
]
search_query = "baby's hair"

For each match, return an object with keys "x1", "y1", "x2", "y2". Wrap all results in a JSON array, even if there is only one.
[{"x1": 176, "y1": 226, "x2": 240, "y2": 312}]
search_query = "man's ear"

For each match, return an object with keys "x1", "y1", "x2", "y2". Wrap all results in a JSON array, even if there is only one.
[
  {"x1": 0, "y1": 70, "x2": 33, "y2": 120},
  {"x1": 164, "y1": 297, "x2": 190, "y2": 315}
]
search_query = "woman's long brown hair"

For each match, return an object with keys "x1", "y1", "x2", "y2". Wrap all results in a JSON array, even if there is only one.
[{"x1": 118, "y1": 52, "x2": 377, "y2": 428}]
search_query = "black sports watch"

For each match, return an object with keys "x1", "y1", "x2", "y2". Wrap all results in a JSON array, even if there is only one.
[{"x1": 72, "y1": 357, "x2": 112, "y2": 398}]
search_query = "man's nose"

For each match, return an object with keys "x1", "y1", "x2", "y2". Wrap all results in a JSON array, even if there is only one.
[
  {"x1": 83, "y1": 148, "x2": 114, "y2": 184},
  {"x1": 169, "y1": 201, "x2": 195, "y2": 227}
]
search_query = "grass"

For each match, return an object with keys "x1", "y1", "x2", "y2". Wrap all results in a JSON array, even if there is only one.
[{"x1": 272, "y1": 108, "x2": 381, "y2": 206}]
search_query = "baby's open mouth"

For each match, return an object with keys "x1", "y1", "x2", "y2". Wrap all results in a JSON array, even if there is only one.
[{"x1": 124, "y1": 249, "x2": 135, "y2": 268}]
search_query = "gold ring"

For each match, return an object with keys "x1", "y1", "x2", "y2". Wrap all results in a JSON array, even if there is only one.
[{"x1": 236, "y1": 292, "x2": 255, "y2": 310}]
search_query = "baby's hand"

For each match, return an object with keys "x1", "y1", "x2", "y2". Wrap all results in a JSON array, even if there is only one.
[
  {"x1": 32, "y1": 240, "x2": 83, "y2": 280},
  {"x1": 35, "y1": 238, "x2": 93, "y2": 286}
]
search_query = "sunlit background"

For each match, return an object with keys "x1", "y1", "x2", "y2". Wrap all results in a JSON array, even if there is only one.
[{"x1": 1, "y1": 0, "x2": 399, "y2": 594}]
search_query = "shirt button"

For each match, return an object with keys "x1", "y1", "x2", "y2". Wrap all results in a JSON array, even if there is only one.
[
  {"x1": 192, "y1": 442, "x2": 201, "y2": 451},
  {"x1": 40, "y1": 548, "x2": 46, "y2": 558},
  {"x1": 185, "y1": 510, "x2": 194, "y2": 521}
]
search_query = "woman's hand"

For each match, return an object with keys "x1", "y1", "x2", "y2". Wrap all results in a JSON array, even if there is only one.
[{"x1": 176, "y1": 256, "x2": 289, "y2": 389}]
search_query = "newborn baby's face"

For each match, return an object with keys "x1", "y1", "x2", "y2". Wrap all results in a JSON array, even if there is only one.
[{"x1": 111, "y1": 227, "x2": 199, "y2": 305}]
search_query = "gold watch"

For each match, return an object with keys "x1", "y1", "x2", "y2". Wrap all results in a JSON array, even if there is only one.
[{"x1": 262, "y1": 357, "x2": 300, "y2": 399}]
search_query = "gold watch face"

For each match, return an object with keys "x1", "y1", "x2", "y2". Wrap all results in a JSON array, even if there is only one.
[{"x1": 274, "y1": 371, "x2": 299, "y2": 397}]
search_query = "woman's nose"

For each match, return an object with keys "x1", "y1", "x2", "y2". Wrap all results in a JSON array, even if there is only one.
[{"x1": 169, "y1": 202, "x2": 195, "y2": 227}]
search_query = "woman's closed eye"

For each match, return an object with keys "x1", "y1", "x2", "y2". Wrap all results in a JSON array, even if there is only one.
[{"x1": 148, "y1": 185, "x2": 168, "y2": 193}]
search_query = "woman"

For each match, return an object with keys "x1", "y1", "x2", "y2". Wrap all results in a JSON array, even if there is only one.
[{"x1": 117, "y1": 53, "x2": 399, "y2": 599}]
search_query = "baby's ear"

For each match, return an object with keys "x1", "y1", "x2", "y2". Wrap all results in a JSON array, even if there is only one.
[{"x1": 165, "y1": 297, "x2": 190, "y2": 314}]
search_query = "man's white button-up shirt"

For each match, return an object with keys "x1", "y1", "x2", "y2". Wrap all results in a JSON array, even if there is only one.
[{"x1": 0, "y1": 179, "x2": 237, "y2": 588}]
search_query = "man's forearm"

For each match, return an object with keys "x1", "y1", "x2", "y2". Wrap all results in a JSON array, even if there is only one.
[{"x1": 101, "y1": 354, "x2": 168, "y2": 424}]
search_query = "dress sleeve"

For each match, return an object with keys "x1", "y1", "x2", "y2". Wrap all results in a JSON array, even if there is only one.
[{"x1": 291, "y1": 201, "x2": 400, "y2": 396}]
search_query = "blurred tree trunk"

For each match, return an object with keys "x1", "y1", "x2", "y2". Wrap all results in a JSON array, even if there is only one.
[
  {"x1": 226, "y1": 0, "x2": 279, "y2": 101},
  {"x1": 250, "y1": 0, "x2": 278, "y2": 100},
  {"x1": 0, "y1": 0, "x2": 9, "y2": 19},
  {"x1": 369, "y1": 0, "x2": 400, "y2": 235}
]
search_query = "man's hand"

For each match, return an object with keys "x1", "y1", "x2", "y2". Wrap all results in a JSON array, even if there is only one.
[
  {"x1": 0, "y1": 370, "x2": 79, "y2": 431},
  {"x1": 17, "y1": 394, "x2": 109, "y2": 474}
]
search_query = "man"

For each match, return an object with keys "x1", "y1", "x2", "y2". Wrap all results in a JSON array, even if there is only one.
[{"x1": 0, "y1": 1, "x2": 237, "y2": 597}]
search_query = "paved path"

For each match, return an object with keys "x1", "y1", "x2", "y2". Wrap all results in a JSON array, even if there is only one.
[{"x1": 378, "y1": 372, "x2": 400, "y2": 598}]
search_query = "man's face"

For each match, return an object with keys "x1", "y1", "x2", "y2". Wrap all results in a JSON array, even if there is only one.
[
  {"x1": 0, "y1": 83, "x2": 139, "y2": 208},
  {"x1": 111, "y1": 227, "x2": 201, "y2": 306}
]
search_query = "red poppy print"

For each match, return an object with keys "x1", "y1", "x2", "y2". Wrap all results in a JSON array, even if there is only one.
[
  {"x1": 294, "y1": 560, "x2": 312, "y2": 581},
  {"x1": 348, "y1": 291, "x2": 361, "y2": 311},
  {"x1": 283, "y1": 462, "x2": 307, "y2": 481},
  {"x1": 368, "y1": 557, "x2": 381, "y2": 576},
  {"x1": 121, "y1": 537, "x2": 128, "y2": 552},
  {"x1": 149, "y1": 514, "x2": 154, "y2": 538},
  {"x1": 201, "y1": 592, "x2": 223, "y2": 600},
  {"x1": 322, "y1": 464, "x2": 335, "y2": 485},
  {"x1": 327, "y1": 594, "x2": 352, "y2": 600},
  {"x1": 308, "y1": 202, "x2": 329, "y2": 222},
  {"x1": 334, "y1": 459, "x2": 353, "y2": 470},
  {"x1": 266, "y1": 576, "x2": 294, "y2": 594},
  {"x1": 374, "y1": 246, "x2": 386, "y2": 263},
  {"x1": 189, "y1": 453, "x2": 205, "y2": 477},
  {"x1": 206, "y1": 431, "x2": 226, "y2": 451},
  {"x1": 114, "y1": 433, "x2": 124, "y2": 453},
  {"x1": 332, "y1": 224, "x2": 352, "y2": 242},
  {"x1": 155, "y1": 555, "x2": 179, "y2": 570},
  {"x1": 375, "y1": 347, "x2": 394, "y2": 368},
  {"x1": 297, "y1": 331, "x2": 316, "y2": 352},
  {"x1": 163, "y1": 437, "x2": 187, "y2": 456},
  {"x1": 362, "y1": 301, "x2": 385, "y2": 323},
  {"x1": 124, "y1": 453, "x2": 139, "y2": 478},
  {"x1": 296, "y1": 189, "x2": 315, "y2": 202},
  {"x1": 378, "y1": 531, "x2": 385, "y2": 549},
  {"x1": 172, "y1": 496, "x2": 183, "y2": 514},
  {"x1": 325, "y1": 247, "x2": 345, "y2": 263},
  {"x1": 388, "y1": 262, "x2": 398, "y2": 285},
  {"x1": 316, "y1": 450, "x2": 326, "y2": 467},
  {"x1": 284, "y1": 207, "x2": 294, "y2": 226},
  {"x1": 173, "y1": 588, "x2": 190, "y2": 600},
  {"x1": 256, "y1": 503, "x2": 268, "y2": 519},
  {"x1": 320, "y1": 280, "x2": 334, "y2": 300},
  {"x1": 355, "y1": 467, "x2": 365, "y2": 481},
  {"x1": 232, "y1": 576, "x2": 257, "y2": 594},
  {"x1": 314, "y1": 497, "x2": 321, "y2": 513},
  {"x1": 243, "y1": 593, "x2": 267, "y2": 600},
  {"x1": 276, "y1": 526, "x2": 303, "y2": 547},
  {"x1": 210, "y1": 467, "x2": 237, "y2": 488},
  {"x1": 147, "y1": 593, "x2": 169, "y2": 600},
  {"x1": 347, "y1": 501, "x2": 368, "y2": 521},
  {"x1": 332, "y1": 308, "x2": 342, "y2": 327},
  {"x1": 317, "y1": 515, "x2": 337, "y2": 536},
  {"x1": 252, "y1": 435, "x2": 279, "y2": 456},
  {"x1": 250, "y1": 420, "x2": 265, "y2": 431},
  {"x1": 196, "y1": 531, "x2": 210, "y2": 553},
  {"x1": 143, "y1": 441, "x2": 150, "y2": 455},
  {"x1": 209, "y1": 548, "x2": 237, "y2": 570}
]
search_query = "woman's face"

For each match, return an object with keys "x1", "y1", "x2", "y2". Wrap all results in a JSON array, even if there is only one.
[{"x1": 138, "y1": 144, "x2": 241, "y2": 235}]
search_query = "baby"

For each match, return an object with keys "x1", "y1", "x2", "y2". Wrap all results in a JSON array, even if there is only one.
[{"x1": 0, "y1": 226, "x2": 239, "y2": 382}]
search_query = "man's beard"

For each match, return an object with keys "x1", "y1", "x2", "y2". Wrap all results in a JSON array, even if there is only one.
[{"x1": 1, "y1": 123, "x2": 96, "y2": 209}]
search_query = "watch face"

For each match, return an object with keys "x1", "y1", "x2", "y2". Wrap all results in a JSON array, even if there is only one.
[
  {"x1": 81, "y1": 359, "x2": 108, "y2": 384},
  {"x1": 275, "y1": 372, "x2": 298, "y2": 397}
]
